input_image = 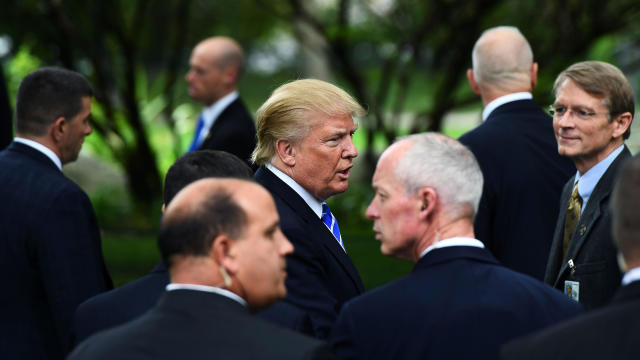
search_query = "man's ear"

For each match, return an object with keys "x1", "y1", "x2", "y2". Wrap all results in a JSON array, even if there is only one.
[
  {"x1": 467, "y1": 69, "x2": 481, "y2": 95},
  {"x1": 275, "y1": 139, "x2": 296, "y2": 167},
  {"x1": 50, "y1": 116, "x2": 67, "y2": 143},
  {"x1": 530, "y1": 62, "x2": 539, "y2": 90},
  {"x1": 418, "y1": 187, "x2": 438, "y2": 220},
  {"x1": 612, "y1": 112, "x2": 632, "y2": 139},
  {"x1": 211, "y1": 234, "x2": 238, "y2": 274}
]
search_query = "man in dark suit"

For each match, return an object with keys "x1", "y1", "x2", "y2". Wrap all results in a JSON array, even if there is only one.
[
  {"x1": 73, "y1": 150, "x2": 253, "y2": 343},
  {"x1": 0, "y1": 67, "x2": 113, "y2": 359},
  {"x1": 0, "y1": 67, "x2": 12, "y2": 150},
  {"x1": 330, "y1": 133, "x2": 583, "y2": 360},
  {"x1": 459, "y1": 26, "x2": 574, "y2": 280},
  {"x1": 502, "y1": 153, "x2": 640, "y2": 360},
  {"x1": 185, "y1": 36, "x2": 256, "y2": 166},
  {"x1": 69, "y1": 178, "x2": 335, "y2": 360},
  {"x1": 252, "y1": 79, "x2": 366, "y2": 339},
  {"x1": 544, "y1": 61, "x2": 634, "y2": 310}
]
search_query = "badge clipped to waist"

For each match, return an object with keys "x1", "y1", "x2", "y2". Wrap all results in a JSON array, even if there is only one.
[{"x1": 564, "y1": 280, "x2": 579, "y2": 301}]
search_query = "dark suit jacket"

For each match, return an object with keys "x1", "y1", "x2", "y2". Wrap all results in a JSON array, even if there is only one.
[
  {"x1": 255, "y1": 167, "x2": 365, "y2": 339},
  {"x1": 459, "y1": 99, "x2": 575, "y2": 280},
  {"x1": 74, "y1": 261, "x2": 312, "y2": 344},
  {"x1": 69, "y1": 289, "x2": 335, "y2": 360},
  {"x1": 501, "y1": 280, "x2": 640, "y2": 360},
  {"x1": 330, "y1": 246, "x2": 583, "y2": 360},
  {"x1": 198, "y1": 97, "x2": 256, "y2": 167},
  {"x1": 544, "y1": 146, "x2": 630, "y2": 310},
  {"x1": 0, "y1": 141, "x2": 112, "y2": 359}
]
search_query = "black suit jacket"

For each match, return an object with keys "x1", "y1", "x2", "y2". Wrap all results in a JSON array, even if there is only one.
[
  {"x1": 0, "y1": 141, "x2": 112, "y2": 359},
  {"x1": 255, "y1": 167, "x2": 365, "y2": 339},
  {"x1": 544, "y1": 146, "x2": 630, "y2": 310},
  {"x1": 69, "y1": 290, "x2": 335, "y2": 360},
  {"x1": 198, "y1": 97, "x2": 256, "y2": 167},
  {"x1": 74, "y1": 261, "x2": 313, "y2": 344},
  {"x1": 330, "y1": 246, "x2": 583, "y2": 360},
  {"x1": 501, "y1": 280, "x2": 640, "y2": 360},
  {"x1": 459, "y1": 99, "x2": 575, "y2": 280}
]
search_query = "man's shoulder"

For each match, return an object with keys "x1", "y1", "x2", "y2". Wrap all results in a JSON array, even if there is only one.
[{"x1": 502, "y1": 299, "x2": 640, "y2": 360}]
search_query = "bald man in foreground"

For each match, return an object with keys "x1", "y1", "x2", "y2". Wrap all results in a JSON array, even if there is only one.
[
  {"x1": 459, "y1": 26, "x2": 574, "y2": 280},
  {"x1": 69, "y1": 179, "x2": 335, "y2": 359},
  {"x1": 185, "y1": 36, "x2": 256, "y2": 166}
]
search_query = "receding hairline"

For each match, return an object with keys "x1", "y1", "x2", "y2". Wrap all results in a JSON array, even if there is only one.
[{"x1": 194, "y1": 36, "x2": 244, "y2": 69}]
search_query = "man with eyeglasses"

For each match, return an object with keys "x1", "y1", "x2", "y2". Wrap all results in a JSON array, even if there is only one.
[
  {"x1": 544, "y1": 61, "x2": 633, "y2": 310},
  {"x1": 459, "y1": 26, "x2": 574, "y2": 280},
  {"x1": 185, "y1": 37, "x2": 256, "y2": 167}
]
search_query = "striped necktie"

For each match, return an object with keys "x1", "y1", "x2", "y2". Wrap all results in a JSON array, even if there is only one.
[
  {"x1": 187, "y1": 114, "x2": 205, "y2": 152},
  {"x1": 563, "y1": 181, "x2": 582, "y2": 257},
  {"x1": 321, "y1": 202, "x2": 345, "y2": 251}
]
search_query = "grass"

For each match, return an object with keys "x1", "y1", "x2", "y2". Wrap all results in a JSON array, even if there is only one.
[{"x1": 101, "y1": 228, "x2": 412, "y2": 291}]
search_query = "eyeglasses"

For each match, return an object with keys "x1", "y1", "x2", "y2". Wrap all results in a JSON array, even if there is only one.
[{"x1": 548, "y1": 105, "x2": 607, "y2": 120}]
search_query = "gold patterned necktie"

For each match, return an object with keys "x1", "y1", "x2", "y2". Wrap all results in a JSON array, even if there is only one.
[{"x1": 563, "y1": 182, "x2": 582, "y2": 257}]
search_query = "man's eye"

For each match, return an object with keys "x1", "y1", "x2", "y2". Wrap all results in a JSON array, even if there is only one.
[
  {"x1": 576, "y1": 108, "x2": 591, "y2": 117},
  {"x1": 554, "y1": 106, "x2": 566, "y2": 115}
]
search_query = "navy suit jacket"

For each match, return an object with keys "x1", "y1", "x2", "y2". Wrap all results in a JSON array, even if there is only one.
[
  {"x1": 255, "y1": 167, "x2": 365, "y2": 339},
  {"x1": 459, "y1": 99, "x2": 575, "y2": 280},
  {"x1": 0, "y1": 141, "x2": 112, "y2": 359},
  {"x1": 198, "y1": 97, "x2": 256, "y2": 167},
  {"x1": 501, "y1": 280, "x2": 640, "y2": 360},
  {"x1": 544, "y1": 146, "x2": 629, "y2": 310},
  {"x1": 331, "y1": 245, "x2": 583, "y2": 360},
  {"x1": 69, "y1": 290, "x2": 335, "y2": 360},
  {"x1": 74, "y1": 261, "x2": 313, "y2": 344}
]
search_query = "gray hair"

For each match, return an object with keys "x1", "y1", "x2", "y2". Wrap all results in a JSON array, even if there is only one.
[
  {"x1": 394, "y1": 133, "x2": 484, "y2": 219},
  {"x1": 472, "y1": 26, "x2": 533, "y2": 89}
]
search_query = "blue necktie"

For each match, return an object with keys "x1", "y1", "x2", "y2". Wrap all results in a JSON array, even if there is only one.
[
  {"x1": 321, "y1": 202, "x2": 345, "y2": 251},
  {"x1": 187, "y1": 114, "x2": 205, "y2": 152}
]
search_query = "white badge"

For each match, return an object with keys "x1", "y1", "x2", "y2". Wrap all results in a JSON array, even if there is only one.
[{"x1": 564, "y1": 280, "x2": 579, "y2": 301}]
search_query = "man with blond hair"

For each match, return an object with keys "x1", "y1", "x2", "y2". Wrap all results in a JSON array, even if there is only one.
[
  {"x1": 330, "y1": 133, "x2": 582, "y2": 360},
  {"x1": 252, "y1": 79, "x2": 366, "y2": 339},
  {"x1": 459, "y1": 26, "x2": 574, "y2": 280},
  {"x1": 185, "y1": 36, "x2": 255, "y2": 166},
  {"x1": 545, "y1": 61, "x2": 633, "y2": 310}
]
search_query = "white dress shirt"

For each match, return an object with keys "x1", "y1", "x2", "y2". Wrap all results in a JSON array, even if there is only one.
[
  {"x1": 482, "y1": 92, "x2": 533, "y2": 121},
  {"x1": 166, "y1": 283, "x2": 247, "y2": 307},
  {"x1": 14, "y1": 137, "x2": 62, "y2": 170}
]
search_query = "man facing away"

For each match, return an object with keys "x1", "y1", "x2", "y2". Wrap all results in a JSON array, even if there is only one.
[
  {"x1": 0, "y1": 67, "x2": 112, "y2": 359},
  {"x1": 459, "y1": 26, "x2": 574, "y2": 280},
  {"x1": 502, "y1": 153, "x2": 640, "y2": 360},
  {"x1": 330, "y1": 133, "x2": 582, "y2": 360},
  {"x1": 185, "y1": 36, "x2": 256, "y2": 166},
  {"x1": 69, "y1": 179, "x2": 335, "y2": 360},
  {"x1": 252, "y1": 79, "x2": 366, "y2": 339},
  {"x1": 544, "y1": 61, "x2": 633, "y2": 310}
]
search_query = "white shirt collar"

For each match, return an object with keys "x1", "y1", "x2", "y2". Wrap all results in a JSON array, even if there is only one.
[
  {"x1": 196, "y1": 91, "x2": 239, "y2": 145},
  {"x1": 482, "y1": 92, "x2": 533, "y2": 121},
  {"x1": 419, "y1": 237, "x2": 484, "y2": 259},
  {"x1": 14, "y1": 137, "x2": 62, "y2": 170},
  {"x1": 622, "y1": 266, "x2": 640, "y2": 286},
  {"x1": 574, "y1": 144, "x2": 624, "y2": 214},
  {"x1": 265, "y1": 163, "x2": 323, "y2": 218},
  {"x1": 166, "y1": 283, "x2": 247, "y2": 307}
]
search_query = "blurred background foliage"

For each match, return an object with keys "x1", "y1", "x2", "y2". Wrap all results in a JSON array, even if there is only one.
[{"x1": 1, "y1": 0, "x2": 640, "y2": 288}]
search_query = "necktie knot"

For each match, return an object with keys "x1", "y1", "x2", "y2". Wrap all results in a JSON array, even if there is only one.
[{"x1": 321, "y1": 202, "x2": 345, "y2": 251}]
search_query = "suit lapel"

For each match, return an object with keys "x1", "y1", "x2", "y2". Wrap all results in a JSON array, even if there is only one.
[
  {"x1": 201, "y1": 99, "x2": 238, "y2": 144},
  {"x1": 546, "y1": 178, "x2": 573, "y2": 285},
  {"x1": 554, "y1": 147, "x2": 630, "y2": 285},
  {"x1": 255, "y1": 167, "x2": 364, "y2": 292}
]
